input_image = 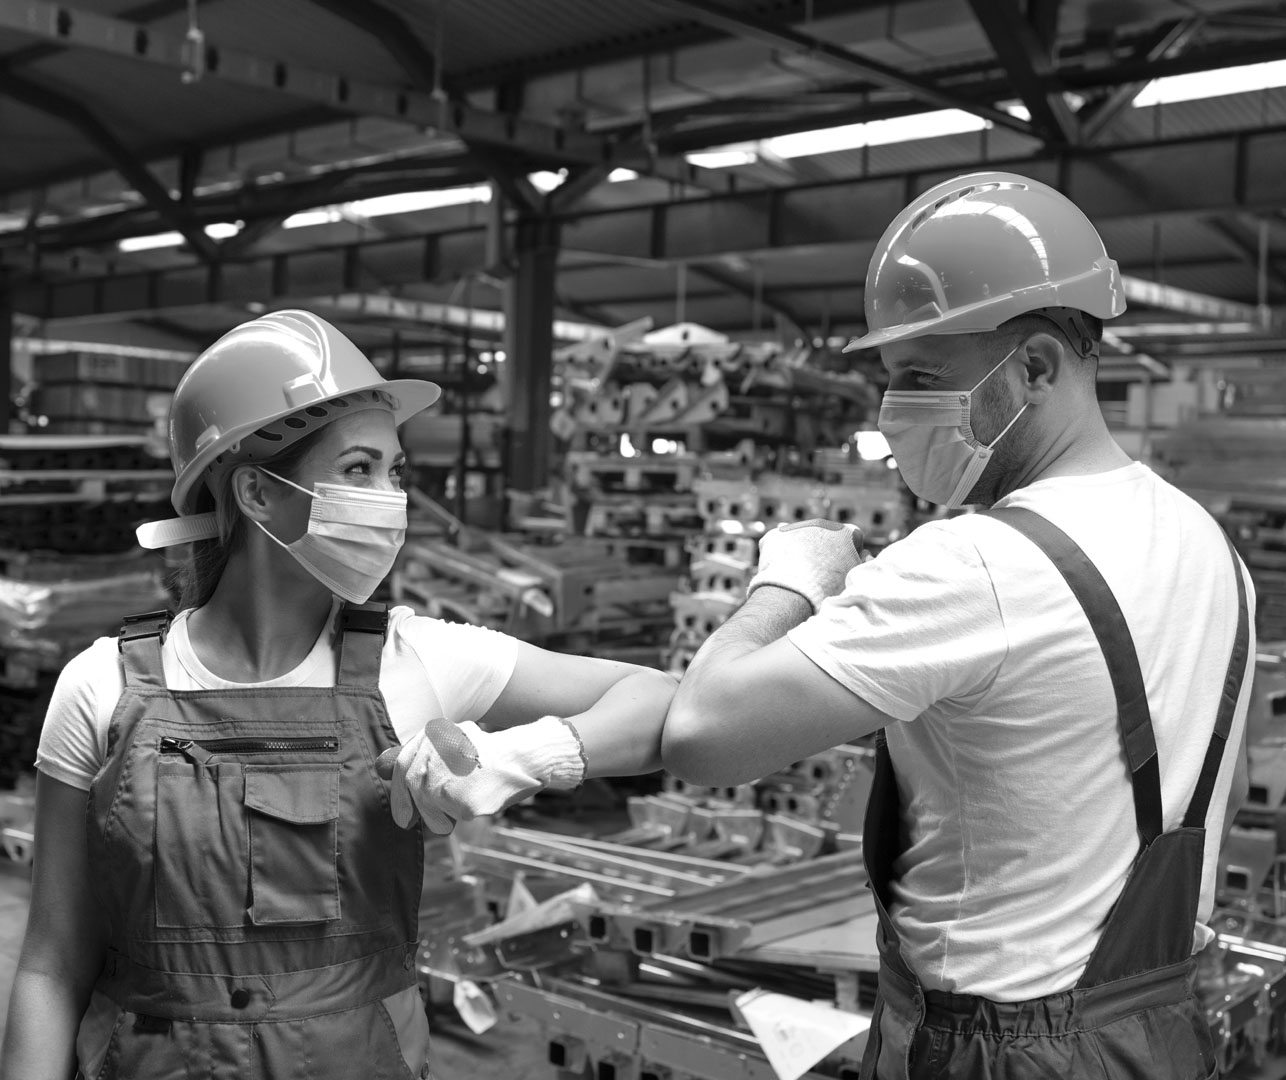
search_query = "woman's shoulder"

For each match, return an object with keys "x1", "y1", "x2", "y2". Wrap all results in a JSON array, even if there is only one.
[{"x1": 384, "y1": 605, "x2": 519, "y2": 667}]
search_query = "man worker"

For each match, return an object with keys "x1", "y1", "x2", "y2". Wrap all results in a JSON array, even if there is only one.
[{"x1": 662, "y1": 171, "x2": 1255, "y2": 1079}]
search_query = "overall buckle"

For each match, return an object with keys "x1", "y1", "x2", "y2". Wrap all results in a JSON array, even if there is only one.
[{"x1": 118, "y1": 610, "x2": 173, "y2": 653}]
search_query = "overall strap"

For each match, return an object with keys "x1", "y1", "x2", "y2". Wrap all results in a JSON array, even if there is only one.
[
  {"x1": 1182, "y1": 532, "x2": 1251, "y2": 828},
  {"x1": 982, "y1": 507, "x2": 1162, "y2": 847},
  {"x1": 117, "y1": 610, "x2": 173, "y2": 689},
  {"x1": 337, "y1": 602, "x2": 388, "y2": 689}
]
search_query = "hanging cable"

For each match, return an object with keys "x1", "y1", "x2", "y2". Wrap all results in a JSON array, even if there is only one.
[
  {"x1": 181, "y1": 0, "x2": 205, "y2": 84},
  {"x1": 676, "y1": 263, "x2": 687, "y2": 326}
]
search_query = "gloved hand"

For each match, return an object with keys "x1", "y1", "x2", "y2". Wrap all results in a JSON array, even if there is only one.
[
  {"x1": 376, "y1": 716, "x2": 587, "y2": 833},
  {"x1": 746, "y1": 519, "x2": 865, "y2": 613}
]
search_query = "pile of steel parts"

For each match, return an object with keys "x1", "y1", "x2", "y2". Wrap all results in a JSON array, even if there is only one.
[
  {"x1": 0, "y1": 434, "x2": 172, "y2": 797},
  {"x1": 421, "y1": 821, "x2": 878, "y2": 1080},
  {"x1": 550, "y1": 320, "x2": 875, "y2": 456},
  {"x1": 1186, "y1": 644, "x2": 1286, "y2": 1073},
  {"x1": 391, "y1": 527, "x2": 679, "y2": 663},
  {"x1": 666, "y1": 470, "x2": 907, "y2": 676}
]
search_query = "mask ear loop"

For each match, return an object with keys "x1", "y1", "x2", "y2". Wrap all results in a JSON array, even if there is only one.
[
  {"x1": 258, "y1": 468, "x2": 315, "y2": 500},
  {"x1": 986, "y1": 400, "x2": 1029, "y2": 449}
]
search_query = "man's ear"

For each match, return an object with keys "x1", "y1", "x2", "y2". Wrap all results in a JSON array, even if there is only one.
[
  {"x1": 1016, "y1": 332, "x2": 1065, "y2": 404},
  {"x1": 231, "y1": 465, "x2": 275, "y2": 523}
]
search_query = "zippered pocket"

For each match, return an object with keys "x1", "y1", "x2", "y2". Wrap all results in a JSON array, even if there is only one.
[{"x1": 159, "y1": 735, "x2": 339, "y2": 765}]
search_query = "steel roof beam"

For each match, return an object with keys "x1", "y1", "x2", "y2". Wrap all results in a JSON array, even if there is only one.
[
  {"x1": 18, "y1": 123, "x2": 1286, "y2": 321},
  {"x1": 1078, "y1": 19, "x2": 1203, "y2": 144},
  {"x1": 1202, "y1": 215, "x2": 1286, "y2": 299},
  {"x1": 304, "y1": 0, "x2": 451, "y2": 96},
  {"x1": 641, "y1": 0, "x2": 1034, "y2": 138},
  {"x1": 686, "y1": 263, "x2": 810, "y2": 340},
  {"x1": 0, "y1": 70, "x2": 219, "y2": 263},
  {"x1": 0, "y1": 0, "x2": 745, "y2": 197},
  {"x1": 1119, "y1": 275, "x2": 1286, "y2": 330},
  {"x1": 19, "y1": 153, "x2": 487, "y2": 255},
  {"x1": 1058, "y1": 36, "x2": 1286, "y2": 92},
  {"x1": 964, "y1": 0, "x2": 1078, "y2": 145}
]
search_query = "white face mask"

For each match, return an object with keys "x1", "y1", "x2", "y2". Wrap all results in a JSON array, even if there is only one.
[
  {"x1": 252, "y1": 469, "x2": 408, "y2": 604},
  {"x1": 878, "y1": 346, "x2": 1029, "y2": 509}
]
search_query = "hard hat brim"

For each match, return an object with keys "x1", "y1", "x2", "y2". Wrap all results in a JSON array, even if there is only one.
[{"x1": 169, "y1": 375, "x2": 441, "y2": 517}]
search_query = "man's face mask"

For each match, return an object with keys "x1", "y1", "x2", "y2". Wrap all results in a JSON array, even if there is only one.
[
  {"x1": 251, "y1": 468, "x2": 407, "y2": 603},
  {"x1": 878, "y1": 346, "x2": 1029, "y2": 509}
]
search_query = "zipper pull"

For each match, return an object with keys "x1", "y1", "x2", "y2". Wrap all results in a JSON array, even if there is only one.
[{"x1": 160, "y1": 737, "x2": 215, "y2": 766}]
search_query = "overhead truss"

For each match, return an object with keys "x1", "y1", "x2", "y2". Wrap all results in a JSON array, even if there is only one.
[{"x1": 18, "y1": 123, "x2": 1286, "y2": 322}]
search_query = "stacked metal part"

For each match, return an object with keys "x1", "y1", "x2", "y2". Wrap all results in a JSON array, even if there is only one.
[
  {"x1": 666, "y1": 468, "x2": 907, "y2": 677},
  {"x1": 429, "y1": 823, "x2": 877, "y2": 1080},
  {"x1": 392, "y1": 530, "x2": 680, "y2": 665},
  {"x1": 0, "y1": 433, "x2": 172, "y2": 796},
  {"x1": 1198, "y1": 644, "x2": 1286, "y2": 1071}
]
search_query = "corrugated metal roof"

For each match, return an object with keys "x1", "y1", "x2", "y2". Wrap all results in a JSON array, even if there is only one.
[
  {"x1": 1092, "y1": 88, "x2": 1286, "y2": 145},
  {"x1": 26, "y1": 49, "x2": 306, "y2": 149},
  {"x1": 146, "y1": 0, "x2": 402, "y2": 85},
  {"x1": 379, "y1": 0, "x2": 700, "y2": 79}
]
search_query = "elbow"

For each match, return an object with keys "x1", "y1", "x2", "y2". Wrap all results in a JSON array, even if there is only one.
[{"x1": 661, "y1": 683, "x2": 757, "y2": 787}]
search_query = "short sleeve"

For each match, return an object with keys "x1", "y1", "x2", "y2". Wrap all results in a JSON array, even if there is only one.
[
  {"x1": 385, "y1": 607, "x2": 519, "y2": 732},
  {"x1": 787, "y1": 521, "x2": 1007, "y2": 722},
  {"x1": 34, "y1": 636, "x2": 123, "y2": 791}
]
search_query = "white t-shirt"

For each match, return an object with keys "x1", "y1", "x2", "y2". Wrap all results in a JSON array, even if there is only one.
[
  {"x1": 36, "y1": 603, "x2": 519, "y2": 793},
  {"x1": 789, "y1": 462, "x2": 1256, "y2": 1002}
]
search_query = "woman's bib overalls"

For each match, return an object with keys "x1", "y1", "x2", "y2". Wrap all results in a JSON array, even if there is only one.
[
  {"x1": 861, "y1": 508, "x2": 1251, "y2": 1080},
  {"x1": 75, "y1": 602, "x2": 430, "y2": 1080}
]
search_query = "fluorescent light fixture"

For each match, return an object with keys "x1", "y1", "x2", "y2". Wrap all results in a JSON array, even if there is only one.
[
  {"x1": 1108, "y1": 321, "x2": 1261, "y2": 337},
  {"x1": 765, "y1": 109, "x2": 988, "y2": 158},
  {"x1": 119, "y1": 221, "x2": 240, "y2": 250},
  {"x1": 686, "y1": 146, "x2": 758, "y2": 168},
  {"x1": 204, "y1": 221, "x2": 241, "y2": 240},
  {"x1": 1000, "y1": 101, "x2": 1032, "y2": 121},
  {"x1": 1134, "y1": 58, "x2": 1286, "y2": 106},
  {"x1": 119, "y1": 231, "x2": 185, "y2": 252},
  {"x1": 284, "y1": 186, "x2": 493, "y2": 229},
  {"x1": 284, "y1": 207, "x2": 343, "y2": 229},
  {"x1": 348, "y1": 185, "x2": 491, "y2": 217},
  {"x1": 608, "y1": 168, "x2": 640, "y2": 182},
  {"x1": 528, "y1": 170, "x2": 567, "y2": 193}
]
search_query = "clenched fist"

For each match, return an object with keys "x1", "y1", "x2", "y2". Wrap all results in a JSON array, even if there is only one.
[
  {"x1": 746, "y1": 519, "x2": 865, "y2": 613},
  {"x1": 376, "y1": 715, "x2": 586, "y2": 833}
]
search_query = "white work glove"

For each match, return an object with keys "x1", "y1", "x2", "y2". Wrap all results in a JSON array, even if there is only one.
[
  {"x1": 376, "y1": 716, "x2": 587, "y2": 833},
  {"x1": 746, "y1": 519, "x2": 865, "y2": 613}
]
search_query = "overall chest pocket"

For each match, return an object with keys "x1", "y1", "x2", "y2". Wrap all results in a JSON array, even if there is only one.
[
  {"x1": 244, "y1": 764, "x2": 341, "y2": 924},
  {"x1": 154, "y1": 745, "x2": 342, "y2": 930}
]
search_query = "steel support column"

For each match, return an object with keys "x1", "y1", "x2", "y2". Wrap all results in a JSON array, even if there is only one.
[{"x1": 503, "y1": 216, "x2": 559, "y2": 493}]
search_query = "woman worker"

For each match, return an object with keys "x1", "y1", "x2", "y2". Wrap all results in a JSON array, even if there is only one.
[{"x1": 0, "y1": 310, "x2": 676, "y2": 1080}]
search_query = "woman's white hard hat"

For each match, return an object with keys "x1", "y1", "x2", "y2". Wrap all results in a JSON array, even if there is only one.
[{"x1": 136, "y1": 309, "x2": 440, "y2": 549}]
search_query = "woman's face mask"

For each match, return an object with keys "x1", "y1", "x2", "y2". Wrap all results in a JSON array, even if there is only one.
[
  {"x1": 878, "y1": 346, "x2": 1029, "y2": 508},
  {"x1": 251, "y1": 469, "x2": 407, "y2": 603}
]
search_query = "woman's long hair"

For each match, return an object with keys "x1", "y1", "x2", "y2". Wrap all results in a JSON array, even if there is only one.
[{"x1": 171, "y1": 427, "x2": 329, "y2": 610}]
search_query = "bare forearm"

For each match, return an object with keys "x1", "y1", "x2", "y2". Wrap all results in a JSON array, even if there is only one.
[
  {"x1": 566, "y1": 668, "x2": 676, "y2": 777},
  {"x1": 1, "y1": 966, "x2": 90, "y2": 1080},
  {"x1": 678, "y1": 586, "x2": 811, "y2": 711}
]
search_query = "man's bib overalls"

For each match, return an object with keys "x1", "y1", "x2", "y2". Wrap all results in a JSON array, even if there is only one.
[
  {"x1": 860, "y1": 508, "x2": 1251, "y2": 1080},
  {"x1": 75, "y1": 603, "x2": 430, "y2": 1079}
]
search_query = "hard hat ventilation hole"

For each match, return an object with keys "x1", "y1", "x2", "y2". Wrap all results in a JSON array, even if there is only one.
[
  {"x1": 255, "y1": 428, "x2": 284, "y2": 441},
  {"x1": 305, "y1": 405, "x2": 328, "y2": 418},
  {"x1": 283, "y1": 417, "x2": 307, "y2": 430},
  {"x1": 331, "y1": 397, "x2": 350, "y2": 408}
]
